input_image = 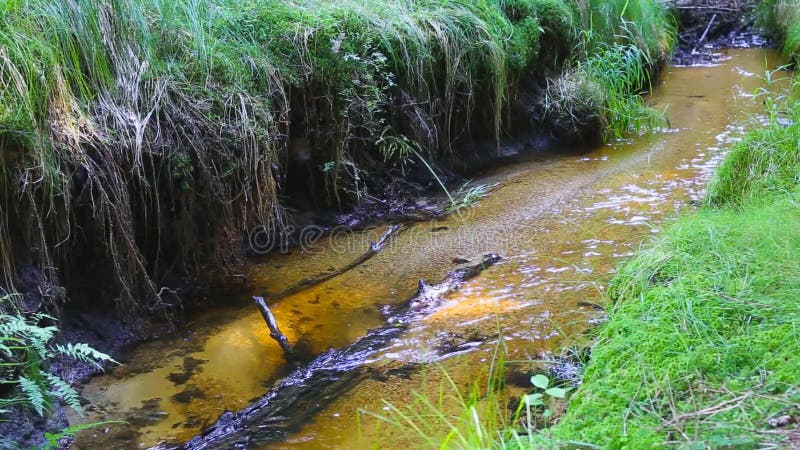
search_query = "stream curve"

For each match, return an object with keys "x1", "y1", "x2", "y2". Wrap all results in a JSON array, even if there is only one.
[{"x1": 71, "y1": 48, "x2": 786, "y2": 450}]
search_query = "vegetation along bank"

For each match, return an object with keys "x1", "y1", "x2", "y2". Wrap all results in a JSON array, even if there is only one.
[
  {"x1": 0, "y1": 0, "x2": 673, "y2": 316},
  {"x1": 0, "y1": 0, "x2": 682, "y2": 447}
]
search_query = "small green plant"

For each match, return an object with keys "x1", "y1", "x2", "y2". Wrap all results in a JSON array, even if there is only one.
[
  {"x1": 753, "y1": 66, "x2": 792, "y2": 124},
  {"x1": 445, "y1": 182, "x2": 495, "y2": 213},
  {"x1": 40, "y1": 420, "x2": 125, "y2": 450},
  {"x1": 0, "y1": 297, "x2": 116, "y2": 417},
  {"x1": 515, "y1": 374, "x2": 569, "y2": 428}
]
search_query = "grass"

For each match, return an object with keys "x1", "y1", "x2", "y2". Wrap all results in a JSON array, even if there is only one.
[
  {"x1": 707, "y1": 89, "x2": 800, "y2": 205},
  {"x1": 369, "y1": 344, "x2": 575, "y2": 449},
  {"x1": 758, "y1": 0, "x2": 800, "y2": 63},
  {"x1": 544, "y1": 195, "x2": 800, "y2": 448},
  {"x1": 537, "y1": 0, "x2": 675, "y2": 143},
  {"x1": 580, "y1": 0, "x2": 675, "y2": 62},
  {"x1": 530, "y1": 81, "x2": 800, "y2": 449},
  {"x1": 0, "y1": 0, "x2": 676, "y2": 314},
  {"x1": 370, "y1": 350, "x2": 510, "y2": 449}
]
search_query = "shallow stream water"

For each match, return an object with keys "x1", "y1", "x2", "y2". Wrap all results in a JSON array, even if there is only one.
[{"x1": 71, "y1": 48, "x2": 786, "y2": 449}]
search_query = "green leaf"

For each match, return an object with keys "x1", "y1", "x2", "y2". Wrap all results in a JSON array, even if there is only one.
[
  {"x1": 530, "y1": 374, "x2": 550, "y2": 389},
  {"x1": 542, "y1": 409, "x2": 554, "y2": 418},
  {"x1": 545, "y1": 387, "x2": 568, "y2": 398},
  {"x1": 524, "y1": 393, "x2": 544, "y2": 406}
]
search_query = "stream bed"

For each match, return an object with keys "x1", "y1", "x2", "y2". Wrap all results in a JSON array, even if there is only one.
[{"x1": 71, "y1": 48, "x2": 787, "y2": 449}]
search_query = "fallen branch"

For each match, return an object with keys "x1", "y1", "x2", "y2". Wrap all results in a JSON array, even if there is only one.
[
  {"x1": 267, "y1": 224, "x2": 404, "y2": 300},
  {"x1": 253, "y1": 296, "x2": 295, "y2": 361},
  {"x1": 152, "y1": 253, "x2": 501, "y2": 450},
  {"x1": 699, "y1": 13, "x2": 718, "y2": 44}
]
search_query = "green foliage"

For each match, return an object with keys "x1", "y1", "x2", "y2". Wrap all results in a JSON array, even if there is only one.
[
  {"x1": 545, "y1": 195, "x2": 800, "y2": 448},
  {"x1": 370, "y1": 348, "x2": 511, "y2": 449},
  {"x1": 580, "y1": 0, "x2": 676, "y2": 61},
  {"x1": 539, "y1": 41, "x2": 666, "y2": 143},
  {"x1": 581, "y1": 42, "x2": 666, "y2": 140},
  {"x1": 0, "y1": 0, "x2": 674, "y2": 313},
  {"x1": 41, "y1": 420, "x2": 125, "y2": 450},
  {"x1": 707, "y1": 76, "x2": 800, "y2": 206},
  {"x1": 504, "y1": 0, "x2": 579, "y2": 70},
  {"x1": 758, "y1": 0, "x2": 800, "y2": 63},
  {"x1": 0, "y1": 0, "x2": 573, "y2": 311},
  {"x1": 371, "y1": 347, "x2": 578, "y2": 449},
  {"x1": 0, "y1": 296, "x2": 116, "y2": 418},
  {"x1": 536, "y1": 0, "x2": 674, "y2": 143},
  {"x1": 539, "y1": 68, "x2": 608, "y2": 143},
  {"x1": 446, "y1": 182, "x2": 495, "y2": 213},
  {"x1": 515, "y1": 373, "x2": 570, "y2": 430}
]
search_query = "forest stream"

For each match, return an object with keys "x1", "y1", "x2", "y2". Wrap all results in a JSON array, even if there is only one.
[{"x1": 69, "y1": 48, "x2": 788, "y2": 450}]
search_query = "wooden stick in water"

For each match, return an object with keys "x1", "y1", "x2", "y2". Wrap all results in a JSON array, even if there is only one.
[{"x1": 253, "y1": 296, "x2": 295, "y2": 360}]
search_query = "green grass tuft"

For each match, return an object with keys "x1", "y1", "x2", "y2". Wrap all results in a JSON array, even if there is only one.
[
  {"x1": 758, "y1": 0, "x2": 800, "y2": 63},
  {"x1": 707, "y1": 92, "x2": 800, "y2": 206}
]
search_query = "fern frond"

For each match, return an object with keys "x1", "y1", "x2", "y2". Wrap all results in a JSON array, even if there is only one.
[
  {"x1": 43, "y1": 372, "x2": 82, "y2": 414},
  {"x1": 0, "y1": 314, "x2": 57, "y2": 359},
  {"x1": 17, "y1": 376, "x2": 48, "y2": 416},
  {"x1": 55, "y1": 343, "x2": 116, "y2": 368}
]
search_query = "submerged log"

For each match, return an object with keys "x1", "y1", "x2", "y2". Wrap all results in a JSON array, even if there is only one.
[
  {"x1": 152, "y1": 253, "x2": 500, "y2": 450},
  {"x1": 266, "y1": 224, "x2": 404, "y2": 301}
]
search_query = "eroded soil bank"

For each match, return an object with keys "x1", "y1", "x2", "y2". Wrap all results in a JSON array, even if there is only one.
[{"x1": 66, "y1": 48, "x2": 786, "y2": 449}]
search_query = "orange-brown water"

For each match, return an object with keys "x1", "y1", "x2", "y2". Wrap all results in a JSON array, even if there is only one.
[{"x1": 71, "y1": 48, "x2": 787, "y2": 449}]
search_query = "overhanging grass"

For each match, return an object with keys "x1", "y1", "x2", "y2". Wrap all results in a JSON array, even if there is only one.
[
  {"x1": 0, "y1": 0, "x2": 569, "y2": 311},
  {"x1": 581, "y1": 0, "x2": 675, "y2": 62},
  {"x1": 0, "y1": 0, "x2": 676, "y2": 313},
  {"x1": 537, "y1": 0, "x2": 675, "y2": 143}
]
